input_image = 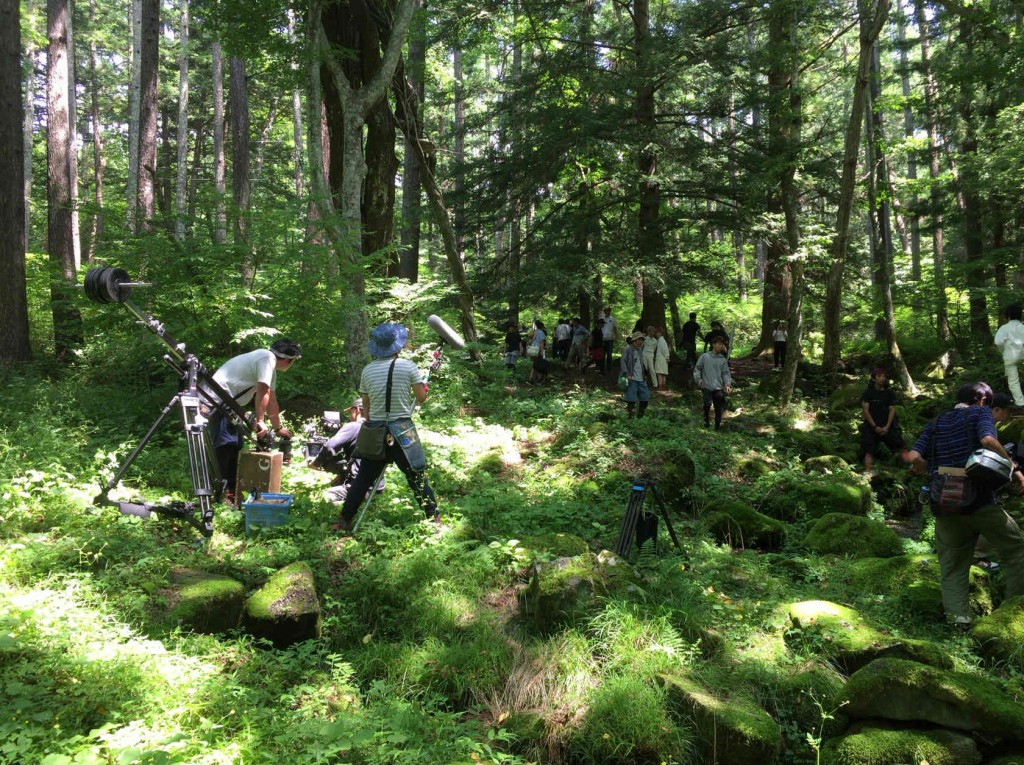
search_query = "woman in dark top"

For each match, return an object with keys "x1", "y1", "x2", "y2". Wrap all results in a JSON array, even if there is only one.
[{"x1": 860, "y1": 367, "x2": 906, "y2": 470}]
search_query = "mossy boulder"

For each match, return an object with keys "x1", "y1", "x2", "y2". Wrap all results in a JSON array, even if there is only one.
[
  {"x1": 518, "y1": 553, "x2": 604, "y2": 634},
  {"x1": 803, "y1": 455, "x2": 850, "y2": 473},
  {"x1": 162, "y1": 570, "x2": 245, "y2": 634},
  {"x1": 820, "y1": 724, "x2": 980, "y2": 765},
  {"x1": 786, "y1": 600, "x2": 952, "y2": 673},
  {"x1": 971, "y1": 595, "x2": 1024, "y2": 669},
  {"x1": 661, "y1": 674, "x2": 781, "y2": 765},
  {"x1": 869, "y1": 468, "x2": 917, "y2": 516},
  {"x1": 657, "y1": 448, "x2": 696, "y2": 505},
  {"x1": 842, "y1": 555, "x2": 994, "y2": 618},
  {"x1": 705, "y1": 500, "x2": 786, "y2": 550},
  {"x1": 242, "y1": 561, "x2": 321, "y2": 648},
  {"x1": 803, "y1": 514, "x2": 904, "y2": 559},
  {"x1": 829, "y1": 382, "x2": 866, "y2": 411},
  {"x1": 760, "y1": 473, "x2": 871, "y2": 522},
  {"x1": 737, "y1": 457, "x2": 773, "y2": 480},
  {"x1": 838, "y1": 657, "x2": 1024, "y2": 739},
  {"x1": 774, "y1": 666, "x2": 847, "y2": 740}
]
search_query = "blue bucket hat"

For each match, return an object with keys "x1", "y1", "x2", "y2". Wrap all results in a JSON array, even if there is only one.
[{"x1": 367, "y1": 322, "x2": 409, "y2": 357}]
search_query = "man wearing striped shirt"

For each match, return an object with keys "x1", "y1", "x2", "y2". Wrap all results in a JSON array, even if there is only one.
[{"x1": 905, "y1": 382, "x2": 1024, "y2": 627}]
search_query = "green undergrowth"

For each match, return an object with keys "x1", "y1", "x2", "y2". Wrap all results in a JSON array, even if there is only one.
[{"x1": 2, "y1": 353, "x2": 1023, "y2": 765}]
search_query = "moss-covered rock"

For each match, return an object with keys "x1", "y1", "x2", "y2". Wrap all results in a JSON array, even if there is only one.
[
  {"x1": 819, "y1": 724, "x2": 980, "y2": 765},
  {"x1": 518, "y1": 554, "x2": 604, "y2": 634},
  {"x1": 705, "y1": 500, "x2": 786, "y2": 550},
  {"x1": 516, "y1": 532, "x2": 589, "y2": 560},
  {"x1": 803, "y1": 514, "x2": 904, "y2": 559},
  {"x1": 657, "y1": 448, "x2": 696, "y2": 505},
  {"x1": 971, "y1": 595, "x2": 1024, "y2": 670},
  {"x1": 163, "y1": 570, "x2": 245, "y2": 634},
  {"x1": 760, "y1": 472, "x2": 872, "y2": 521},
  {"x1": 842, "y1": 555, "x2": 994, "y2": 618},
  {"x1": 804, "y1": 455, "x2": 850, "y2": 473},
  {"x1": 661, "y1": 674, "x2": 781, "y2": 765},
  {"x1": 773, "y1": 665, "x2": 847, "y2": 741},
  {"x1": 738, "y1": 457, "x2": 773, "y2": 480},
  {"x1": 828, "y1": 382, "x2": 866, "y2": 412},
  {"x1": 869, "y1": 468, "x2": 917, "y2": 516},
  {"x1": 786, "y1": 600, "x2": 952, "y2": 673},
  {"x1": 242, "y1": 561, "x2": 321, "y2": 648},
  {"x1": 838, "y1": 657, "x2": 1024, "y2": 739}
]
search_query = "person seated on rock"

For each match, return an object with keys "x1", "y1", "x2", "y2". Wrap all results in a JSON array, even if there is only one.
[
  {"x1": 904, "y1": 381, "x2": 1024, "y2": 627},
  {"x1": 859, "y1": 367, "x2": 907, "y2": 471}
]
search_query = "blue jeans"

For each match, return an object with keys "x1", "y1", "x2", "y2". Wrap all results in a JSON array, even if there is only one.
[{"x1": 624, "y1": 379, "x2": 650, "y2": 403}]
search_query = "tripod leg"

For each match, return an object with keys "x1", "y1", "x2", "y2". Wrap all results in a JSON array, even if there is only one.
[
  {"x1": 352, "y1": 467, "x2": 385, "y2": 534},
  {"x1": 182, "y1": 394, "x2": 216, "y2": 537},
  {"x1": 98, "y1": 394, "x2": 182, "y2": 499},
  {"x1": 615, "y1": 485, "x2": 645, "y2": 558},
  {"x1": 651, "y1": 484, "x2": 684, "y2": 554}
]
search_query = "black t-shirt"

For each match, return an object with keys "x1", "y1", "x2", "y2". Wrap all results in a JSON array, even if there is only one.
[
  {"x1": 682, "y1": 320, "x2": 701, "y2": 344},
  {"x1": 861, "y1": 384, "x2": 897, "y2": 428},
  {"x1": 505, "y1": 330, "x2": 523, "y2": 352}
]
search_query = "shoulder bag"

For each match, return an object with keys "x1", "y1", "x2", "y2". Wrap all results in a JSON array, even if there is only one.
[
  {"x1": 928, "y1": 410, "x2": 984, "y2": 515},
  {"x1": 353, "y1": 359, "x2": 396, "y2": 460}
]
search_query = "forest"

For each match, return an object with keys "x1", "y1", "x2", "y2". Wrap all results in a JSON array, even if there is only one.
[{"x1": 4, "y1": 0, "x2": 1024, "y2": 762}]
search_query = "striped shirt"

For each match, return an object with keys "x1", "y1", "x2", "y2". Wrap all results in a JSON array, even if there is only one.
[
  {"x1": 912, "y1": 405, "x2": 997, "y2": 474},
  {"x1": 359, "y1": 357, "x2": 424, "y2": 420}
]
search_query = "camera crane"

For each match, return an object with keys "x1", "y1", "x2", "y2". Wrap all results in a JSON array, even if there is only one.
[{"x1": 84, "y1": 267, "x2": 256, "y2": 538}]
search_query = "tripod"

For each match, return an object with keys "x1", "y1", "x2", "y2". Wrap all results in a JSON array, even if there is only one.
[
  {"x1": 85, "y1": 267, "x2": 255, "y2": 538},
  {"x1": 614, "y1": 479, "x2": 683, "y2": 558}
]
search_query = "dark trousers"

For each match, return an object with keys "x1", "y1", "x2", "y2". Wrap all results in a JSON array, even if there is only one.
[
  {"x1": 859, "y1": 422, "x2": 905, "y2": 458},
  {"x1": 683, "y1": 342, "x2": 698, "y2": 367},
  {"x1": 339, "y1": 437, "x2": 436, "y2": 522},
  {"x1": 773, "y1": 341, "x2": 787, "y2": 368},
  {"x1": 602, "y1": 339, "x2": 614, "y2": 372},
  {"x1": 703, "y1": 389, "x2": 726, "y2": 427}
]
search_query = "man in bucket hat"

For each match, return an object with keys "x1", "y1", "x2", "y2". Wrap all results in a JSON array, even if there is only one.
[{"x1": 333, "y1": 322, "x2": 438, "y2": 534}]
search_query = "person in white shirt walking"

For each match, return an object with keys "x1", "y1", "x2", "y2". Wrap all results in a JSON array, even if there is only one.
[
  {"x1": 601, "y1": 307, "x2": 617, "y2": 373},
  {"x1": 772, "y1": 321, "x2": 788, "y2": 370},
  {"x1": 995, "y1": 304, "x2": 1024, "y2": 406}
]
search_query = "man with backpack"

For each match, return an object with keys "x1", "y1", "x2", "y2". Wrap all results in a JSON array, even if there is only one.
[{"x1": 904, "y1": 382, "x2": 1024, "y2": 627}]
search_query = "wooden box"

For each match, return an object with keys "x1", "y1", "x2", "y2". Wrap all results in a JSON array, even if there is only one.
[{"x1": 236, "y1": 450, "x2": 283, "y2": 502}]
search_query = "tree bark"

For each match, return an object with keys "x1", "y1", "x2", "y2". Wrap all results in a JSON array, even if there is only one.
[
  {"x1": 453, "y1": 43, "x2": 465, "y2": 262},
  {"x1": 913, "y1": 0, "x2": 950, "y2": 340},
  {"x1": 136, "y1": 0, "x2": 158, "y2": 229},
  {"x1": 66, "y1": 0, "x2": 80, "y2": 269},
  {"x1": 896, "y1": 0, "x2": 920, "y2": 279},
  {"x1": 398, "y1": 3, "x2": 426, "y2": 282},
  {"x1": 288, "y1": 10, "x2": 304, "y2": 200},
  {"x1": 1, "y1": 0, "x2": 31, "y2": 360},
  {"x1": 22, "y1": 42, "x2": 34, "y2": 243},
  {"x1": 47, "y1": 0, "x2": 83, "y2": 362},
  {"x1": 823, "y1": 0, "x2": 890, "y2": 380},
  {"x1": 85, "y1": 0, "x2": 104, "y2": 262},
  {"x1": 212, "y1": 41, "x2": 226, "y2": 245},
  {"x1": 174, "y1": 0, "x2": 189, "y2": 242},
  {"x1": 126, "y1": 0, "x2": 140, "y2": 233},
  {"x1": 867, "y1": 38, "x2": 917, "y2": 394},
  {"x1": 230, "y1": 55, "x2": 253, "y2": 284}
]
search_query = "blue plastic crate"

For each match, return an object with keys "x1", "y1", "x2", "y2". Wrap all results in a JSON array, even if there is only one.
[{"x1": 242, "y1": 492, "x2": 294, "y2": 534}]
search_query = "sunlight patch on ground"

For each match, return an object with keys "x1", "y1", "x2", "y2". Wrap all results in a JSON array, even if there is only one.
[{"x1": 423, "y1": 421, "x2": 525, "y2": 466}]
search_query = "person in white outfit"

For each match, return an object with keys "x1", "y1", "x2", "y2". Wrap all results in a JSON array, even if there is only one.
[
  {"x1": 642, "y1": 325, "x2": 659, "y2": 387},
  {"x1": 995, "y1": 304, "x2": 1024, "y2": 406}
]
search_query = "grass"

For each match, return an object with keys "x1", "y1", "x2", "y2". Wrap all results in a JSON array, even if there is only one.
[{"x1": 2, "y1": 345, "x2": 1023, "y2": 765}]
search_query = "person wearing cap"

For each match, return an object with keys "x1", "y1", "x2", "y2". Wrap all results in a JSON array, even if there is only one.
[
  {"x1": 333, "y1": 322, "x2": 437, "y2": 533},
  {"x1": 312, "y1": 398, "x2": 380, "y2": 504},
  {"x1": 904, "y1": 382, "x2": 1024, "y2": 627},
  {"x1": 209, "y1": 338, "x2": 301, "y2": 499},
  {"x1": 621, "y1": 331, "x2": 651, "y2": 418},
  {"x1": 859, "y1": 367, "x2": 906, "y2": 471}
]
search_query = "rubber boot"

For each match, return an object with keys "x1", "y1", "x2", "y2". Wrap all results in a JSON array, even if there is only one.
[
  {"x1": 627, "y1": 403, "x2": 636, "y2": 419},
  {"x1": 638, "y1": 401, "x2": 649, "y2": 419}
]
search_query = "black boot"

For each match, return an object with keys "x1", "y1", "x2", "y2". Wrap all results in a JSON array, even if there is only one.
[
  {"x1": 627, "y1": 403, "x2": 636, "y2": 419},
  {"x1": 638, "y1": 401, "x2": 649, "y2": 418}
]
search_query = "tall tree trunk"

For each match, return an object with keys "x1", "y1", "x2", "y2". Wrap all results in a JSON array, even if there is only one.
[
  {"x1": 212, "y1": 41, "x2": 226, "y2": 245},
  {"x1": 823, "y1": 0, "x2": 890, "y2": 379},
  {"x1": 136, "y1": 0, "x2": 158, "y2": 230},
  {"x1": 398, "y1": 3, "x2": 426, "y2": 282},
  {"x1": 913, "y1": 0, "x2": 950, "y2": 340},
  {"x1": 23, "y1": 42, "x2": 34, "y2": 244},
  {"x1": 47, "y1": 0, "x2": 83, "y2": 362},
  {"x1": 66, "y1": 0, "x2": 80, "y2": 268},
  {"x1": 174, "y1": 0, "x2": 189, "y2": 242},
  {"x1": 85, "y1": 0, "x2": 104, "y2": 262},
  {"x1": 126, "y1": 0, "x2": 141, "y2": 232},
  {"x1": 288, "y1": 10, "x2": 304, "y2": 200},
  {"x1": 1, "y1": 0, "x2": 31, "y2": 360},
  {"x1": 230, "y1": 55, "x2": 253, "y2": 284},
  {"x1": 252, "y1": 94, "x2": 279, "y2": 182},
  {"x1": 452, "y1": 43, "x2": 465, "y2": 262},
  {"x1": 156, "y1": 105, "x2": 172, "y2": 217},
  {"x1": 867, "y1": 39, "x2": 917, "y2": 393},
  {"x1": 634, "y1": 0, "x2": 666, "y2": 333},
  {"x1": 897, "y1": 0, "x2": 920, "y2": 279},
  {"x1": 187, "y1": 119, "x2": 204, "y2": 222}
]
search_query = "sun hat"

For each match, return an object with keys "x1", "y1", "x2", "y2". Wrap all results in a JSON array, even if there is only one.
[
  {"x1": 367, "y1": 322, "x2": 409, "y2": 357},
  {"x1": 628, "y1": 331, "x2": 646, "y2": 343},
  {"x1": 270, "y1": 338, "x2": 302, "y2": 359}
]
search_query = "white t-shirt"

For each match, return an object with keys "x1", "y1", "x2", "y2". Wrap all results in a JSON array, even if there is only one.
[
  {"x1": 360, "y1": 357, "x2": 424, "y2": 420},
  {"x1": 555, "y1": 323, "x2": 571, "y2": 341},
  {"x1": 213, "y1": 349, "x2": 277, "y2": 406},
  {"x1": 995, "y1": 320, "x2": 1024, "y2": 364},
  {"x1": 773, "y1": 328, "x2": 788, "y2": 342},
  {"x1": 602, "y1": 315, "x2": 616, "y2": 340}
]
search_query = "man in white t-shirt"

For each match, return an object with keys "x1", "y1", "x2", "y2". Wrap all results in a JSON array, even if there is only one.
[
  {"x1": 210, "y1": 338, "x2": 301, "y2": 498},
  {"x1": 601, "y1": 306, "x2": 616, "y2": 373},
  {"x1": 333, "y1": 322, "x2": 437, "y2": 534}
]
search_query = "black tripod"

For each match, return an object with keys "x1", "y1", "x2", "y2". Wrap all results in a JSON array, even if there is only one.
[
  {"x1": 614, "y1": 479, "x2": 683, "y2": 558},
  {"x1": 85, "y1": 267, "x2": 255, "y2": 538}
]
